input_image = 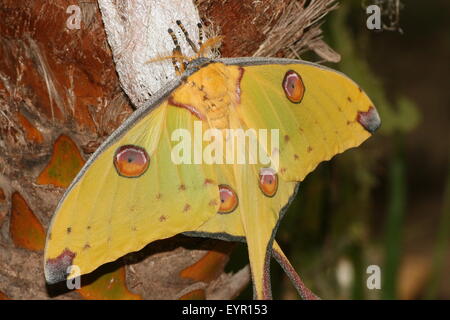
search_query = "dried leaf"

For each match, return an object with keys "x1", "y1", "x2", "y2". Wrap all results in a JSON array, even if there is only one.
[
  {"x1": 0, "y1": 291, "x2": 10, "y2": 300},
  {"x1": 77, "y1": 266, "x2": 141, "y2": 300},
  {"x1": 180, "y1": 242, "x2": 234, "y2": 283},
  {"x1": 36, "y1": 135, "x2": 85, "y2": 188},
  {"x1": 179, "y1": 289, "x2": 206, "y2": 300},
  {"x1": 252, "y1": 0, "x2": 338, "y2": 60},
  {"x1": 10, "y1": 192, "x2": 45, "y2": 251},
  {"x1": 17, "y1": 111, "x2": 44, "y2": 144}
]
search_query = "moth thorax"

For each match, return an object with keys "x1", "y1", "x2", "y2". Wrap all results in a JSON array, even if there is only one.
[
  {"x1": 204, "y1": 98, "x2": 231, "y2": 129},
  {"x1": 170, "y1": 63, "x2": 243, "y2": 129}
]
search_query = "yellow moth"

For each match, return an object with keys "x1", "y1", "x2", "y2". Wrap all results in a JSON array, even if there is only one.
[{"x1": 44, "y1": 57, "x2": 380, "y2": 299}]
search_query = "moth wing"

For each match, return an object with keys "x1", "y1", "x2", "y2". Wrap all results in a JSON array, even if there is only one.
[{"x1": 44, "y1": 99, "x2": 220, "y2": 284}]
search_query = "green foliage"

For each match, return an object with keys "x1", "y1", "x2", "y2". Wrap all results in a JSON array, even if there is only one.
[{"x1": 382, "y1": 136, "x2": 406, "y2": 299}]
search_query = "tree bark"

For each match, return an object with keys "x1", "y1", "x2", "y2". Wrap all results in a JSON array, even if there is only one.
[{"x1": 97, "y1": 0, "x2": 205, "y2": 109}]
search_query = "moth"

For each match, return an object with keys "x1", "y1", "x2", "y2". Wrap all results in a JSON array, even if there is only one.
[{"x1": 44, "y1": 33, "x2": 380, "y2": 300}]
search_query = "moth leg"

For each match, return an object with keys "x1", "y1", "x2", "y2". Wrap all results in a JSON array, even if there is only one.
[
  {"x1": 197, "y1": 22, "x2": 203, "y2": 49},
  {"x1": 272, "y1": 241, "x2": 320, "y2": 300},
  {"x1": 170, "y1": 49, "x2": 181, "y2": 76},
  {"x1": 176, "y1": 20, "x2": 198, "y2": 54},
  {"x1": 168, "y1": 28, "x2": 185, "y2": 74}
]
